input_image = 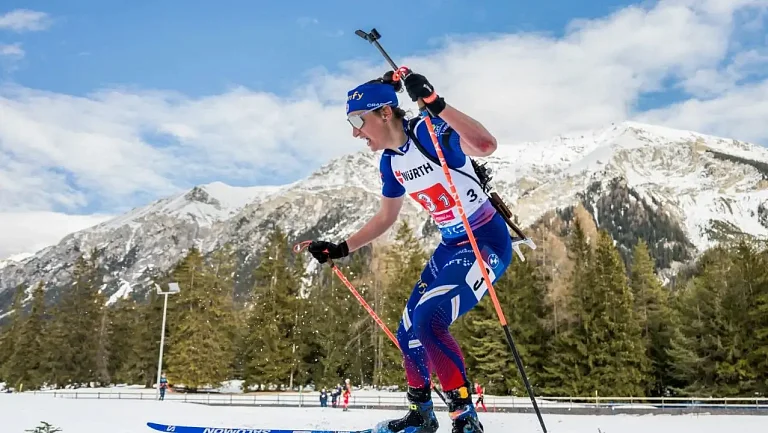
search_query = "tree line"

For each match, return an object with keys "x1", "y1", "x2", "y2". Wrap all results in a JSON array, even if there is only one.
[{"x1": 1, "y1": 214, "x2": 767, "y2": 398}]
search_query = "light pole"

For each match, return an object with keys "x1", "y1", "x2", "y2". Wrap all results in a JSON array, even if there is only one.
[{"x1": 156, "y1": 282, "x2": 180, "y2": 400}]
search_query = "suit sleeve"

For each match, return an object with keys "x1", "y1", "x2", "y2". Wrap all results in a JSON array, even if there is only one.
[{"x1": 380, "y1": 154, "x2": 406, "y2": 198}]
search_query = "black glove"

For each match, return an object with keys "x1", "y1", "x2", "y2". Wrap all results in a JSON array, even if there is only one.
[
  {"x1": 403, "y1": 71, "x2": 446, "y2": 116},
  {"x1": 307, "y1": 240, "x2": 349, "y2": 264}
]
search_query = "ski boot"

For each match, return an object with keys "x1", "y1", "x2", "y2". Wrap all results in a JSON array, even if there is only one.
[
  {"x1": 372, "y1": 386, "x2": 439, "y2": 433},
  {"x1": 446, "y1": 385, "x2": 483, "y2": 433}
]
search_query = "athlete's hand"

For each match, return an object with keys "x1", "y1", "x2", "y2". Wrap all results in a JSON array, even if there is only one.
[
  {"x1": 402, "y1": 70, "x2": 446, "y2": 116},
  {"x1": 307, "y1": 240, "x2": 349, "y2": 264}
]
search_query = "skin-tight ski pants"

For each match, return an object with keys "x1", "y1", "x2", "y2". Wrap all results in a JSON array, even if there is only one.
[{"x1": 396, "y1": 214, "x2": 513, "y2": 392}]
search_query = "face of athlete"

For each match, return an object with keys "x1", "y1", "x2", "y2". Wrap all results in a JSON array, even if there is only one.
[{"x1": 348, "y1": 106, "x2": 393, "y2": 152}]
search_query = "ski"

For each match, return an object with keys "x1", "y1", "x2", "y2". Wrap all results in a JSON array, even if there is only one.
[{"x1": 147, "y1": 421, "x2": 373, "y2": 433}]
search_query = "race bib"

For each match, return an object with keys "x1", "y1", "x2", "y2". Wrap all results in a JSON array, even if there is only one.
[{"x1": 409, "y1": 183, "x2": 456, "y2": 224}]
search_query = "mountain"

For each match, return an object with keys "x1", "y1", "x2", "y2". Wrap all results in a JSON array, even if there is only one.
[
  {"x1": 0, "y1": 181, "x2": 282, "y2": 311},
  {"x1": 1, "y1": 121, "x2": 767, "y2": 315}
]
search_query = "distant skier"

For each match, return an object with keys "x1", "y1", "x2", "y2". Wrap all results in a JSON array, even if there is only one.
[
  {"x1": 474, "y1": 382, "x2": 486, "y2": 412},
  {"x1": 320, "y1": 388, "x2": 328, "y2": 407},
  {"x1": 307, "y1": 68, "x2": 512, "y2": 433},
  {"x1": 342, "y1": 378, "x2": 351, "y2": 411}
]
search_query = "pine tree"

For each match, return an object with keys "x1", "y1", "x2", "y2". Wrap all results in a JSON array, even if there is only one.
[
  {"x1": 117, "y1": 292, "x2": 165, "y2": 387},
  {"x1": 106, "y1": 298, "x2": 136, "y2": 382},
  {"x1": 464, "y1": 300, "x2": 509, "y2": 394},
  {"x1": 4, "y1": 282, "x2": 47, "y2": 390},
  {"x1": 667, "y1": 246, "x2": 733, "y2": 395},
  {"x1": 241, "y1": 228, "x2": 306, "y2": 390},
  {"x1": 208, "y1": 244, "x2": 244, "y2": 379},
  {"x1": 539, "y1": 216, "x2": 594, "y2": 395},
  {"x1": 667, "y1": 240, "x2": 768, "y2": 397},
  {"x1": 498, "y1": 255, "x2": 552, "y2": 396},
  {"x1": 301, "y1": 252, "x2": 370, "y2": 388},
  {"x1": 629, "y1": 239, "x2": 675, "y2": 396},
  {"x1": 720, "y1": 240, "x2": 765, "y2": 395},
  {"x1": 589, "y1": 230, "x2": 648, "y2": 397},
  {"x1": 43, "y1": 251, "x2": 106, "y2": 388},
  {"x1": 42, "y1": 301, "x2": 70, "y2": 388},
  {"x1": 231, "y1": 308, "x2": 250, "y2": 381},
  {"x1": 0, "y1": 284, "x2": 25, "y2": 380},
  {"x1": 165, "y1": 247, "x2": 235, "y2": 390},
  {"x1": 749, "y1": 242, "x2": 768, "y2": 396},
  {"x1": 540, "y1": 226, "x2": 648, "y2": 396},
  {"x1": 95, "y1": 300, "x2": 112, "y2": 385}
]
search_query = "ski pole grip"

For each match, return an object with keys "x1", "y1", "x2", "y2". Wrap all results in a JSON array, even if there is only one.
[
  {"x1": 392, "y1": 66, "x2": 410, "y2": 82},
  {"x1": 392, "y1": 66, "x2": 427, "y2": 111}
]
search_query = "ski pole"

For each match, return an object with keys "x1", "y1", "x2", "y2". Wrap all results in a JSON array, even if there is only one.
[
  {"x1": 355, "y1": 28, "x2": 548, "y2": 433},
  {"x1": 292, "y1": 240, "x2": 451, "y2": 406},
  {"x1": 293, "y1": 240, "x2": 400, "y2": 350}
]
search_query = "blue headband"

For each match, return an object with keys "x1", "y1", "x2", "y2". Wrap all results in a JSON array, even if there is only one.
[{"x1": 346, "y1": 82, "x2": 399, "y2": 115}]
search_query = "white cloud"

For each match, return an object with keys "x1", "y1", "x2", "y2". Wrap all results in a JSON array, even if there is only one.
[
  {"x1": 0, "y1": 43, "x2": 23, "y2": 57},
  {"x1": 1, "y1": 0, "x2": 767, "y2": 258},
  {"x1": 0, "y1": 9, "x2": 51, "y2": 32},
  {"x1": 638, "y1": 80, "x2": 768, "y2": 141},
  {"x1": 0, "y1": 211, "x2": 113, "y2": 260}
]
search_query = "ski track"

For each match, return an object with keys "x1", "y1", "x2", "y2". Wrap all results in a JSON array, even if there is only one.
[{"x1": 2, "y1": 392, "x2": 763, "y2": 433}]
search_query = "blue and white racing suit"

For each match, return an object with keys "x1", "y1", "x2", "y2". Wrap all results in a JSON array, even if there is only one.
[{"x1": 380, "y1": 116, "x2": 513, "y2": 392}]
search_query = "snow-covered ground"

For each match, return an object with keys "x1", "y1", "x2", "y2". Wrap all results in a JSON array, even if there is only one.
[
  {"x1": 25, "y1": 383, "x2": 768, "y2": 411},
  {"x1": 3, "y1": 392, "x2": 764, "y2": 433},
  {"x1": 25, "y1": 383, "x2": 615, "y2": 409}
]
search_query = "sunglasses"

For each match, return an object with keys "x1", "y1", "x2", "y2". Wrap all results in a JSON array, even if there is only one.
[{"x1": 347, "y1": 102, "x2": 393, "y2": 129}]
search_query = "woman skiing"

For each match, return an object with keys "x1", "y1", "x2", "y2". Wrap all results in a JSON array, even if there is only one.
[{"x1": 307, "y1": 69, "x2": 512, "y2": 433}]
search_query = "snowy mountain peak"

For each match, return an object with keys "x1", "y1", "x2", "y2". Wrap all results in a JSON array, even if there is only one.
[
  {"x1": 488, "y1": 120, "x2": 768, "y2": 185},
  {"x1": 94, "y1": 181, "x2": 282, "y2": 231},
  {"x1": 184, "y1": 185, "x2": 220, "y2": 206},
  {"x1": 294, "y1": 151, "x2": 382, "y2": 194},
  {"x1": 0, "y1": 253, "x2": 33, "y2": 270},
  {"x1": 616, "y1": 121, "x2": 767, "y2": 159}
]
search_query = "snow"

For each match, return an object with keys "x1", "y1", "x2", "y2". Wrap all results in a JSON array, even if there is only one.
[
  {"x1": 107, "y1": 279, "x2": 135, "y2": 305},
  {"x1": 489, "y1": 120, "x2": 768, "y2": 252},
  {"x1": 6, "y1": 251, "x2": 34, "y2": 262},
  {"x1": 294, "y1": 152, "x2": 382, "y2": 195},
  {"x1": 94, "y1": 181, "x2": 282, "y2": 231},
  {"x1": 0, "y1": 252, "x2": 33, "y2": 270},
  {"x1": 197, "y1": 181, "x2": 285, "y2": 212},
  {"x1": 3, "y1": 391, "x2": 766, "y2": 433}
]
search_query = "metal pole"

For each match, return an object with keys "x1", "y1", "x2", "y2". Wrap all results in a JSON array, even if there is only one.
[{"x1": 156, "y1": 292, "x2": 169, "y2": 400}]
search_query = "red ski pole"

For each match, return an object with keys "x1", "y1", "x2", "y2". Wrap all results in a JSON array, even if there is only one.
[{"x1": 292, "y1": 240, "x2": 400, "y2": 351}]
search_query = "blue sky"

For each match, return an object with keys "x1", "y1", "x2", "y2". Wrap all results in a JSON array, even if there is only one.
[
  {"x1": 3, "y1": 0, "x2": 639, "y2": 98},
  {"x1": 1, "y1": 0, "x2": 767, "y2": 258}
]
